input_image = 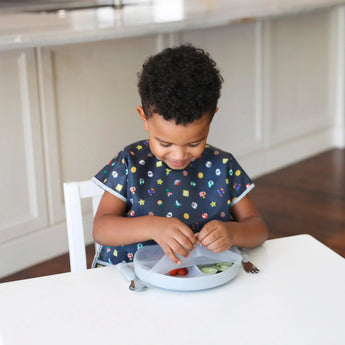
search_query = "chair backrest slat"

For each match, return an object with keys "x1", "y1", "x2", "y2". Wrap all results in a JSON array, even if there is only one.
[{"x1": 63, "y1": 180, "x2": 104, "y2": 272}]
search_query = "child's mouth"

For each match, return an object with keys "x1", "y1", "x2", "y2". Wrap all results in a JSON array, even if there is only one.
[{"x1": 168, "y1": 160, "x2": 189, "y2": 169}]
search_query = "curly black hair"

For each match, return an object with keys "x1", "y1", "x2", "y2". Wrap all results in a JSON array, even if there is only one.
[{"x1": 137, "y1": 44, "x2": 223, "y2": 125}]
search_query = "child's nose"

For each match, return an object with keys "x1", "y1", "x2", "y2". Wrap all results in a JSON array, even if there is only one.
[{"x1": 172, "y1": 147, "x2": 187, "y2": 160}]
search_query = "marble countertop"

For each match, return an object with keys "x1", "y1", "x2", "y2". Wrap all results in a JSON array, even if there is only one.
[{"x1": 1, "y1": 0, "x2": 344, "y2": 51}]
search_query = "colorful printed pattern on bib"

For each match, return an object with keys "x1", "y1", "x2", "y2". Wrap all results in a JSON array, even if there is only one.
[{"x1": 92, "y1": 140, "x2": 254, "y2": 266}]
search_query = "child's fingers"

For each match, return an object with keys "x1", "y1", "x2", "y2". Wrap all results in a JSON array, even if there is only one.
[
  {"x1": 171, "y1": 237, "x2": 193, "y2": 258},
  {"x1": 179, "y1": 225, "x2": 198, "y2": 244},
  {"x1": 204, "y1": 238, "x2": 229, "y2": 253},
  {"x1": 196, "y1": 221, "x2": 234, "y2": 253},
  {"x1": 176, "y1": 234, "x2": 196, "y2": 252},
  {"x1": 197, "y1": 222, "x2": 217, "y2": 245},
  {"x1": 160, "y1": 241, "x2": 188, "y2": 264},
  {"x1": 163, "y1": 248, "x2": 181, "y2": 265}
]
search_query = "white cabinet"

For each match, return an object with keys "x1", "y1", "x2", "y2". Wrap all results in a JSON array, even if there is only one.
[
  {"x1": 0, "y1": 49, "x2": 50, "y2": 276},
  {"x1": 182, "y1": 8, "x2": 340, "y2": 176},
  {"x1": 0, "y1": 49, "x2": 48, "y2": 242},
  {"x1": 267, "y1": 10, "x2": 332, "y2": 143},
  {"x1": 0, "y1": 35, "x2": 160, "y2": 277},
  {"x1": 37, "y1": 35, "x2": 157, "y2": 223},
  {"x1": 182, "y1": 21, "x2": 263, "y2": 156}
]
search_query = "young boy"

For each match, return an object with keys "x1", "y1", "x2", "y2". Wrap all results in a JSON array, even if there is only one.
[{"x1": 92, "y1": 45, "x2": 268, "y2": 267}]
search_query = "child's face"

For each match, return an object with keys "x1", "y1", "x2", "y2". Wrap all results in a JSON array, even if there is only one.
[{"x1": 137, "y1": 107, "x2": 212, "y2": 170}]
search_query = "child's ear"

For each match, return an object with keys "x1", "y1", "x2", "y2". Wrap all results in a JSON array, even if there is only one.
[{"x1": 137, "y1": 106, "x2": 149, "y2": 130}]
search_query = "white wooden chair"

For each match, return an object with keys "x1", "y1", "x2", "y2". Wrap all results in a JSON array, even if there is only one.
[{"x1": 63, "y1": 180, "x2": 104, "y2": 272}]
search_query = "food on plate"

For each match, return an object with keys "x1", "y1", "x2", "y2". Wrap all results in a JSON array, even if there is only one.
[
  {"x1": 200, "y1": 266, "x2": 218, "y2": 274},
  {"x1": 167, "y1": 262, "x2": 233, "y2": 276},
  {"x1": 216, "y1": 262, "x2": 234, "y2": 272},
  {"x1": 168, "y1": 267, "x2": 189, "y2": 276},
  {"x1": 168, "y1": 269, "x2": 178, "y2": 276},
  {"x1": 199, "y1": 262, "x2": 233, "y2": 274}
]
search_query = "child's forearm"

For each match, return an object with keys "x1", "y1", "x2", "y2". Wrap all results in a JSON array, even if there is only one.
[
  {"x1": 229, "y1": 216, "x2": 268, "y2": 248},
  {"x1": 93, "y1": 214, "x2": 197, "y2": 263},
  {"x1": 93, "y1": 215, "x2": 161, "y2": 246}
]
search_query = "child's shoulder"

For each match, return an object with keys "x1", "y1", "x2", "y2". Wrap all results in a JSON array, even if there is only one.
[
  {"x1": 104, "y1": 140, "x2": 150, "y2": 167},
  {"x1": 203, "y1": 144, "x2": 235, "y2": 161},
  {"x1": 112, "y1": 139, "x2": 150, "y2": 159},
  {"x1": 122, "y1": 139, "x2": 150, "y2": 153}
]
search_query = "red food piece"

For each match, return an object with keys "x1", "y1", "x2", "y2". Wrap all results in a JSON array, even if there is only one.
[
  {"x1": 168, "y1": 267, "x2": 189, "y2": 276},
  {"x1": 169, "y1": 269, "x2": 178, "y2": 276},
  {"x1": 177, "y1": 267, "x2": 188, "y2": 276}
]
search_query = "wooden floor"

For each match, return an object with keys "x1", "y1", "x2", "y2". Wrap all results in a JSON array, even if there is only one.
[{"x1": 1, "y1": 148, "x2": 344, "y2": 283}]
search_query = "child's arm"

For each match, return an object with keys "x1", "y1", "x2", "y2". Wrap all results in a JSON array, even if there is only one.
[
  {"x1": 196, "y1": 195, "x2": 268, "y2": 252},
  {"x1": 93, "y1": 191, "x2": 197, "y2": 264}
]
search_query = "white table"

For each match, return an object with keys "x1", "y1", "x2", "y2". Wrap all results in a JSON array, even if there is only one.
[{"x1": 0, "y1": 234, "x2": 344, "y2": 345}]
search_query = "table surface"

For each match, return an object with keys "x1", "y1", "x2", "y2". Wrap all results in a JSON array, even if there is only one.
[{"x1": 0, "y1": 234, "x2": 344, "y2": 345}]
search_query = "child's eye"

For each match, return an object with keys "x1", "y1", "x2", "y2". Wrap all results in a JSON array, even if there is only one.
[
  {"x1": 189, "y1": 142, "x2": 201, "y2": 148},
  {"x1": 159, "y1": 142, "x2": 171, "y2": 147}
]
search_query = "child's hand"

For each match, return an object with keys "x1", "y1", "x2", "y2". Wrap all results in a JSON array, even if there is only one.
[
  {"x1": 197, "y1": 220, "x2": 234, "y2": 253},
  {"x1": 150, "y1": 217, "x2": 197, "y2": 264}
]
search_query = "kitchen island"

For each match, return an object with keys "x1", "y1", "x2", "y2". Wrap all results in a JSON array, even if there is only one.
[{"x1": 0, "y1": 0, "x2": 344, "y2": 50}]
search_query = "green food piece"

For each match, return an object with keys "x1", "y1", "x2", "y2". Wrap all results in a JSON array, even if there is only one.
[
  {"x1": 199, "y1": 262, "x2": 233, "y2": 274},
  {"x1": 216, "y1": 262, "x2": 233, "y2": 271},
  {"x1": 217, "y1": 265, "x2": 232, "y2": 272},
  {"x1": 215, "y1": 262, "x2": 233, "y2": 268},
  {"x1": 200, "y1": 266, "x2": 218, "y2": 274}
]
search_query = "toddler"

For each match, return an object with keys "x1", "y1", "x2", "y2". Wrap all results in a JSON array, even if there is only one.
[{"x1": 92, "y1": 44, "x2": 268, "y2": 267}]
